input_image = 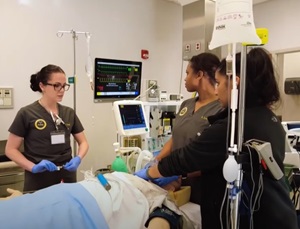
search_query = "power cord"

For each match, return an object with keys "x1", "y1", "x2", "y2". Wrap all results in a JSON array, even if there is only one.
[
  {"x1": 243, "y1": 142, "x2": 264, "y2": 229},
  {"x1": 134, "y1": 81, "x2": 158, "y2": 101}
]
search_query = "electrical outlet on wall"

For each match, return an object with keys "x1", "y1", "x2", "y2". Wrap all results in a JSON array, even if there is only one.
[
  {"x1": 146, "y1": 80, "x2": 159, "y2": 102},
  {"x1": 147, "y1": 80, "x2": 158, "y2": 89}
]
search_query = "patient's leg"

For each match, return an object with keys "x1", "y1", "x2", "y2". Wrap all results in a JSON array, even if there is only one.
[
  {"x1": 147, "y1": 217, "x2": 170, "y2": 229},
  {"x1": 145, "y1": 205, "x2": 182, "y2": 229}
]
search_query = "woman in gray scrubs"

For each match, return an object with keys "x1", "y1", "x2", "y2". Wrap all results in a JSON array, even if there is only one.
[
  {"x1": 136, "y1": 48, "x2": 298, "y2": 229},
  {"x1": 156, "y1": 52, "x2": 222, "y2": 204},
  {"x1": 5, "y1": 64, "x2": 89, "y2": 192}
]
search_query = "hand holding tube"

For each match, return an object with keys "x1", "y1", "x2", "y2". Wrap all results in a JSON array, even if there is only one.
[
  {"x1": 135, "y1": 158, "x2": 158, "y2": 180},
  {"x1": 135, "y1": 168, "x2": 179, "y2": 187},
  {"x1": 32, "y1": 160, "x2": 57, "y2": 173},
  {"x1": 143, "y1": 159, "x2": 158, "y2": 170},
  {"x1": 134, "y1": 168, "x2": 151, "y2": 181},
  {"x1": 64, "y1": 156, "x2": 81, "y2": 171}
]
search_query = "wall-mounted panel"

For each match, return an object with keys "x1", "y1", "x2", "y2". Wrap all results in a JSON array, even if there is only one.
[{"x1": 182, "y1": 0, "x2": 221, "y2": 60}]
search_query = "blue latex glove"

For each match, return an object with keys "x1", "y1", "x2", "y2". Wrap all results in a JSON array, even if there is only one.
[
  {"x1": 152, "y1": 176, "x2": 179, "y2": 187},
  {"x1": 134, "y1": 168, "x2": 150, "y2": 181},
  {"x1": 143, "y1": 159, "x2": 158, "y2": 170},
  {"x1": 64, "y1": 156, "x2": 81, "y2": 172},
  {"x1": 32, "y1": 160, "x2": 57, "y2": 173}
]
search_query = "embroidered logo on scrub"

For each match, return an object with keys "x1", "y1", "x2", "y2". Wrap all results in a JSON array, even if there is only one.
[
  {"x1": 201, "y1": 116, "x2": 208, "y2": 120},
  {"x1": 179, "y1": 107, "x2": 187, "y2": 116},
  {"x1": 35, "y1": 119, "x2": 47, "y2": 130}
]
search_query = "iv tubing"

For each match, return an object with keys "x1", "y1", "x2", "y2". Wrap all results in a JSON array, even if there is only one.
[{"x1": 228, "y1": 43, "x2": 238, "y2": 153}]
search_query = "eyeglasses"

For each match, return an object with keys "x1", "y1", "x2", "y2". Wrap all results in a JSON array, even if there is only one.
[{"x1": 45, "y1": 83, "x2": 70, "y2": 91}]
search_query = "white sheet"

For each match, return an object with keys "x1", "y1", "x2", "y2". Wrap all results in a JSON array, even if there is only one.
[
  {"x1": 80, "y1": 172, "x2": 149, "y2": 229},
  {"x1": 180, "y1": 202, "x2": 201, "y2": 229},
  {"x1": 80, "y1": 171, "x2": 199, "y2": 229}
]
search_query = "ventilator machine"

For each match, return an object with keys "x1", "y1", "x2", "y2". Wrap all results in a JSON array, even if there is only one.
[{"x1": 112, "y1": 100, "x2": 153, "y2": 173}]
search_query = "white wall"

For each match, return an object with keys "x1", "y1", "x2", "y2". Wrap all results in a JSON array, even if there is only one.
[
  {"x1": 0, "y1": 0, "x2": 183, "y2": 179},
  {"x1": 254, "y1": 0, "x2": 300, "y2": 52},
  {"x1": 253, "y1": 0, "x2": 300, "y2": 121}
]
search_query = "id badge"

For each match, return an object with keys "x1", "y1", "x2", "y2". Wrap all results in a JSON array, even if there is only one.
[{"x1": 50, "y1": 130, "x2": 65, "y2": 145}]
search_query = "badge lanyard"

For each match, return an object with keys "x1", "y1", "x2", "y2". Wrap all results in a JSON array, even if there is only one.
[
  {"x1": 50, "y1": 111, "x2": 69, "y2": 130},
  {"x1": 50, "y1": 110, "x2": 59, "y2": 130},
  {"x1": 50, "y1": 110, "x2": 66, "y2": 145}
]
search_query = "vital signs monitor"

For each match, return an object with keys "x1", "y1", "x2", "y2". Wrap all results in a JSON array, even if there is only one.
[{"x1": 113, "y1": 100, "x2": 149, "y2": 136}]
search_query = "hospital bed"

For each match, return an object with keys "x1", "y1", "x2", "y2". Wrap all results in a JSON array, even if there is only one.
[
  {"x1": 118, "y1": 147, "x2": 202, "y2": 229},
  {"x1": 0, "y1": 170, "x2": 201, "y2": 229},
  {"x1": 110, "y1": 100, "x2": 202, "y2": 228}
]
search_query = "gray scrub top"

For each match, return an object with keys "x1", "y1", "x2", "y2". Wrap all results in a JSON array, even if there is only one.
[
  {"x1": 8, "y1": 101, "x2": 84, "y2": 163},
  {"x1": 171, "y1": 97, "x2": 222, "y2": 150}
]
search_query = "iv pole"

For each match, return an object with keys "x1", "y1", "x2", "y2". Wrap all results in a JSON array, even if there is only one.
[
  {"x1": 230, "y1": 44, "x2": 247, "y2": 229},
  {"x1": 56, "y1": 29, "x2": 91, "y2": 153},
  {"x1": 210, "y1": 1, "x2": 264, "y2": 228},
  {"x1": 222, "y1": 43, "x2": 247, "y2": 229}
]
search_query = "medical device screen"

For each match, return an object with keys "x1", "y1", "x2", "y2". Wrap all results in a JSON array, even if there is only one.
[
  {"x1": 113, "y1": 100, "x2": 149, "y2": 136},
  {"x1": 282, "y1": 121, "x2": 300, "y2": 132},
  {"x1": 287, "y1": 123, "x2": 300, "y2": 130},
  {"x1": 94, "y1": 58, "x2": 142, "y2": 102},
  {"x1": 282, "y1": 121, "x2": 300, "y2": 152}
]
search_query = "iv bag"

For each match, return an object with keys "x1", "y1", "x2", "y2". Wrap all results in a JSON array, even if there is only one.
[
  {"x1": 85, "y1": 55, "x2": 93, "y2": 79},
  {"x1": 85, "y1": 33, "x2": 93, "y2": 80},
  {"x1": 209, "y1": 0, "x2": 261, "y2": 50}
]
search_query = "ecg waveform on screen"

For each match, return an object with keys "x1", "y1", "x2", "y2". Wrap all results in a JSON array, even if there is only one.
[
  {"x1": 97, "y1": 76, "x2": 129, "y2": 83},
  {"x1": 94, "y1": 58, "x2": 142, "y2": 100}
]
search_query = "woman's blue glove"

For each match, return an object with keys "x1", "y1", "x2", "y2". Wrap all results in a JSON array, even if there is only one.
[
  {"x1": 134, "y1": 168, "x2": 150, "y2": 181},
  {"x1": 143, "y1": 160, "x2": 157, "y2": 170},
  {"x1": 32, "y1": 160, "x2": 57, "y2": 173},
  {"x1": 152, "y1": 176, "x2": 179, "y2": 187},
  {"x1": 134, "y1": 168, "x2": 179, "y2": 187},
  {"x1": 64, "y1": 156, "x2": 81, "y2": 172}
]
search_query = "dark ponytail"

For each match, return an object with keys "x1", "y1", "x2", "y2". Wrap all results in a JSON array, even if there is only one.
[
  {"x1": 30, "y1": 73, "x2": 41, "y2": 92},
  {"x1": 216, "y1": 48, "x2": 280, "y2": 107},
  {"x1": 29, "y1": 65, "x2": 65, "y2": 92}
]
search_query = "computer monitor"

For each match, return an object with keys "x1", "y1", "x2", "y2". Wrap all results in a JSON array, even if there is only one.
[
  {"x1": 113, "y1": 100, "x2": 149, "y2": 136},
  {"x1": 94, "y1": 58, "x2": 142, "y2": 102}
]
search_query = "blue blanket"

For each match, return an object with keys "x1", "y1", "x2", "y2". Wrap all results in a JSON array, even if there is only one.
[{"x1": 0, "y1": 183, "x2": 109, "y2": 229}]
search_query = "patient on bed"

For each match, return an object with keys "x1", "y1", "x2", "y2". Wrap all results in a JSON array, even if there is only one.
[{"x1": 0, "y1": 170, "x2": 197, "y2": 229}]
